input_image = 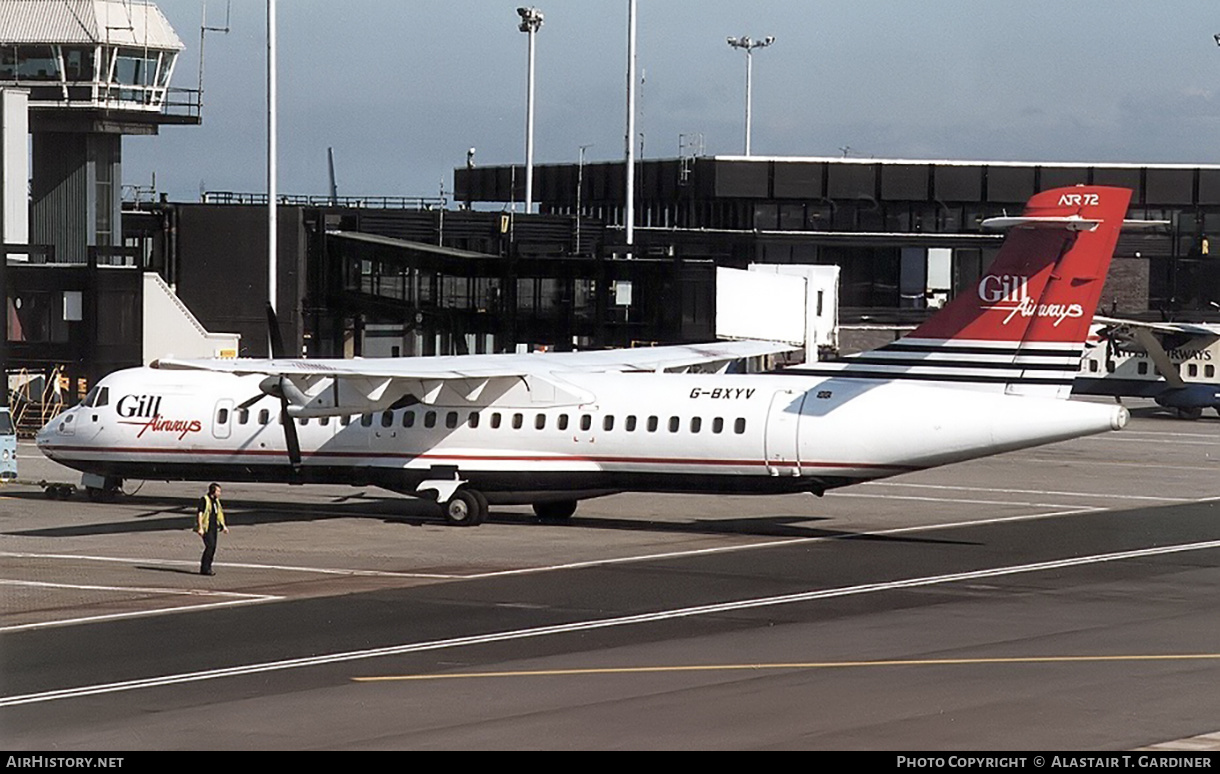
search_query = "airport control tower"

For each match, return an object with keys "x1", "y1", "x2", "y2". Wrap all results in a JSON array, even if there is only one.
[{"x1": 0, "y1": 0, "x2": 198, "y2": 262}]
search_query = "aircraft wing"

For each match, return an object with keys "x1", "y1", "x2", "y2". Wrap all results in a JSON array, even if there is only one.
[
  {"x1": 152, "y1": 339, "x2": 796, "y2": 379},
  {"x1": 1093, "y1": 316, "x2": 1220, "y2": 341},
  {"x1": 1091, "y1": 316, "x2": 1220, "y2": 391},
  {"x1": 151, "y1": 340, "x2": 798, "y2": 415}
]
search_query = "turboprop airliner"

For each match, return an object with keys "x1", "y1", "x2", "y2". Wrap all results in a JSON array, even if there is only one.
[
  {"x1": 1074, "y1": 316, "x2": 1220, "y2": 420},
  {"x1": 37, "y1": 186, "x2": 1133, "y2": 526}
]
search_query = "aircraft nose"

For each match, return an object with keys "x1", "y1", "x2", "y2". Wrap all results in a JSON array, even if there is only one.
[
  {"x1": 34, "y1": 410, "x2": 65, "y2": 449},
  {"x1": 34, "y1": 417, "x2": 51, "y2": 445}
]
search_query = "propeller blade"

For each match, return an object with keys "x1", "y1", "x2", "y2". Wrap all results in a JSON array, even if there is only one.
[
  {"x1": 265, "y1": 305, "x2": 300, "y2": 469},
  {"x1": 279, "y1": 390, "x2": 302, "y2": 468},
  {"x1": 237, "y1": 393, "x2": 265, "y2": 411}
]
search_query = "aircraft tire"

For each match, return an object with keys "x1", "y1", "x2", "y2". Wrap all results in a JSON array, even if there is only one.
[
  {"x1": 1176, "y1": 407, "x2": 1204, "y2": 420},
  {"x1": 442, "y1": 489, "x2": 485, "y2": 527},
  {"x1": 471, "y1": 489, "x2": 490, "y2": 524},
  {"x1": 533, "y1": 500, "x2": 577, "y2": 522}
]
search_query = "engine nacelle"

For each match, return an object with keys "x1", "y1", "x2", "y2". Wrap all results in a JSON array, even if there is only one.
[{"x1": 1155, "y1": 384, "x2": 1220, "y2": 410}]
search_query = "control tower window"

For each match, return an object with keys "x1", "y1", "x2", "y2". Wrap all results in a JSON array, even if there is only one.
[
  {"x1": 14, "y1": 45, "x2": 58, "y2": 81},
  {"x1": 62, "y1": 47, "x2": 96, "y2": 82},
  {"x1": 113, "y1": 48, "x2": 159, "y2": 87},
  {"x1": 0, "y1": 47, "x2": 15, "y2": 81}
]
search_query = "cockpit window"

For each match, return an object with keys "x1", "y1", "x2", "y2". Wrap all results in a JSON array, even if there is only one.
[{"x1": 81, "y1": 386, "x2": 109, "y2": 408}]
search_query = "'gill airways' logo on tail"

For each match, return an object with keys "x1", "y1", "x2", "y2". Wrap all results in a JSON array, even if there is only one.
[{"x1": 978, "y1": 274, "x2": 1084, "y2": 327}]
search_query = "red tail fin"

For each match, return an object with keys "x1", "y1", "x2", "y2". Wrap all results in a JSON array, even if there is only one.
[
  {"x1": 911, "y1": 186, "x2": 1130, "y2": 344},
  {"x1": 797, "y1": 186, "x2": 1132, "y2": 399}
]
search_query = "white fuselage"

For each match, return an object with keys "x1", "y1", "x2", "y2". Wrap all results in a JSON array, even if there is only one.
[
  {"x1": 37, "y1": 366, "x2": 1127, "y2": 504},
  {"x1": 1076, "y1": 333, "x2": 1220, "y2": 398}
]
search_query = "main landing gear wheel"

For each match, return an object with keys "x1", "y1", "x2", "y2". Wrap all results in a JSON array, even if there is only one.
[
  {"x1": 533, "y1": 500, "x2": 577, "y2": 522},
  {"x1": 1175, "y1": 407, "x2": 1204, "y2": 420},
  {"x1": 442, "y1": 489, "x2": 488, "y2": 527},
  {"x1": 43, "y1": 483, "x2": 75, "y2": 500},
  {"x1": 85, "y1": 485, "x2": 121, "y2": 502}
]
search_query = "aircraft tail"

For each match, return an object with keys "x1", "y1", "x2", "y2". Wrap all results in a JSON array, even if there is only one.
[{"x1": 815, "y1": 185, "x2": 1131, "y2": 398}]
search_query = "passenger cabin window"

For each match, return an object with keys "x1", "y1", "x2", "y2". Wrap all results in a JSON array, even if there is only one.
[
  {"x1": 238, "y1": 409, "x2": 249, "y2": 425},
  {"x1": 647, "y1": 416, "x2": 658, "y2": 432},
  {"x1": 446, "y1": 412, "x2": 459, "y2": 429},
  {"x1": 690, "y1": 417, "x2": 702, "y2": 433},
  {"x1": 491, "y1": 412, "x2": 502, "y2": 429},
  {"x1": 512, "y1": 413, "x2": 524, "y2": 430},
  {"x1": 557, "y1": 414, "x2": 569, "y2": 431},
  {"x1": 298, "y1": 417, "x2": 308, "y2": 426},
  {"x1": 734, "y1": 418, "x2": 747, "y2": 434},
  {"x1": 381, "y1": 411, "x2": 394, "y2": 427},
  {"x1": 468, "y1": 412, "x2": 480, "y2": 429},
  {"x1": 340, "y1": 415, "x2": 351, "y2": 426},
  {"x1": 1137, "y1": 362, "x2": 1149, "y2": 375},
  {"x1": 1188, "y1": 364, "x2": 1199, "y2": 378},
  {"x1": 217, "y1": 408, "x2": 229, "y2": 424},
  {"x1": 424, "y1": 411, "x2": 437, "y2": 428},
  {"x1": 580, "y1": 414, "x2": 592, "y2": 431},
  {"x1": 361, "y1": 414, "x2": 374, "y2": 427},
  {"x1": 536, "y1": 414, "x2": 546, "y2": 430},
  {"x1": 713, "y1": 417, "x2": 724, "y2": 434},
  {"x1": 625, "y1": 415, "x2": 637, "y2": 432},
  {"x1": 668, "y1": 416, "x2": 679, "y2": 433},
  {"x1": 259, "y1": 409, "x2": 270, "y2": 425},
  {"x1": 603, "y1": 415, "x2": 614, "y2": 432},
  {"x1": 1207, "y1": 365, "x2": 1216, "y2": 378},
  {"x1": 319, "y1": 416, "x2": 330, "y2": 426},
  {"x1": 1089, "y1": 360, "x2": 1099, "y2": 373},
  {"x1": 403, "y1": 411, "x2": 415, "y2": 428}
]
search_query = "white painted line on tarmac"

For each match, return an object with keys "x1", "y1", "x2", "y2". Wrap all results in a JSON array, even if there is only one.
[
  {"x1": 1019, "y1": 458, "x2": 1219, "y2": 472},
  {"x1": 1111, "y1": 430, "x2": 1220, "y2": 440},
  {"x1": 0, "y1": 578, "x2": 268, "y2": 597},
  {"x1": 862, "y1": 482, "x2": 1192, "y2": 502},
  {"x1": 826, "y1": 492, "x2": 1097, "y2": 509},
  {"x1": 447, "y1": 508, "x2": 1110, "y2": 581},
  {"x1": 1092, "y1": 438, "x2": 1219, "y2": 447},
  {"x1": 0, "y1": 506, "x2": 1115, "y2": 587},
  {"x1": 6, "y1": 537, "x2": 1220, "y2": 708},
  {"x1": 0, "y1": 579, "x2": 280, "y2": 633},
  {"x1": 0, "y1": 551, "x2": 464, "y2": 580}
]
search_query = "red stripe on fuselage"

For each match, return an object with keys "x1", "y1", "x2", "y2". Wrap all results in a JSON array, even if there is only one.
[{"x1": 40, "y1": 444, "x2": 921, "y2": 472}]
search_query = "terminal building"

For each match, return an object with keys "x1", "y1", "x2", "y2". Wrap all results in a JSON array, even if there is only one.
[
  {"x1": 127, "y1": 156, "x2": 1220, "y2": 364},
  {"x1": 456, "y1": 155, "x2": 1220, "y2": 321}
]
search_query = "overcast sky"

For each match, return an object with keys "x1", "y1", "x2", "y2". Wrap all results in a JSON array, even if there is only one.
[{"x1": 124, "y1": 1, "x2": 1220, "y2": 202}]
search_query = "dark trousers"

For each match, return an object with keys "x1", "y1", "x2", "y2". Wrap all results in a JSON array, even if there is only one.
[{"x1": 201, "y1": 529, "x2": 219, "y2": 574}]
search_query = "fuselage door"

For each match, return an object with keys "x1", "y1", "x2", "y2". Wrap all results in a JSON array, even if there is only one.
[
  {"x1": 764, "y1": 389, "x2": 804, "y2": 476},
  {"x1": 212, "y1": 399, "x2": 234, "y2": 440}
]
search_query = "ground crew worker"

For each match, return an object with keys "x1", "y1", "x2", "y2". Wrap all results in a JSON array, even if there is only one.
[{"x1": 195, "y1": 482, "x2": 227, "y2": 575}]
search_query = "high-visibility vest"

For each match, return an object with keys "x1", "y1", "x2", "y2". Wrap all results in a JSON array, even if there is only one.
[{"x1": 198, "y1": 496, "x2": 225, "y2": 531}]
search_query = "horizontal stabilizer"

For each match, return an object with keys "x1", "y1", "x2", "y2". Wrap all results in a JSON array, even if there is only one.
[{"x1": 982, "y1": 215, "x2": 1100, "y2": 231}]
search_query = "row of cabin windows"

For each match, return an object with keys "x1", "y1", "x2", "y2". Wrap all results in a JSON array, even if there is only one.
[
  {"x1": 1082, "y1": 360, "x2": 1216, "y2": 379},
  {"x1": 1130, "y1": 361, "x2": 1215, "y2": 378},
  {"x1": 214, "y1": 406, "x2": 749, "y2": 435}
]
